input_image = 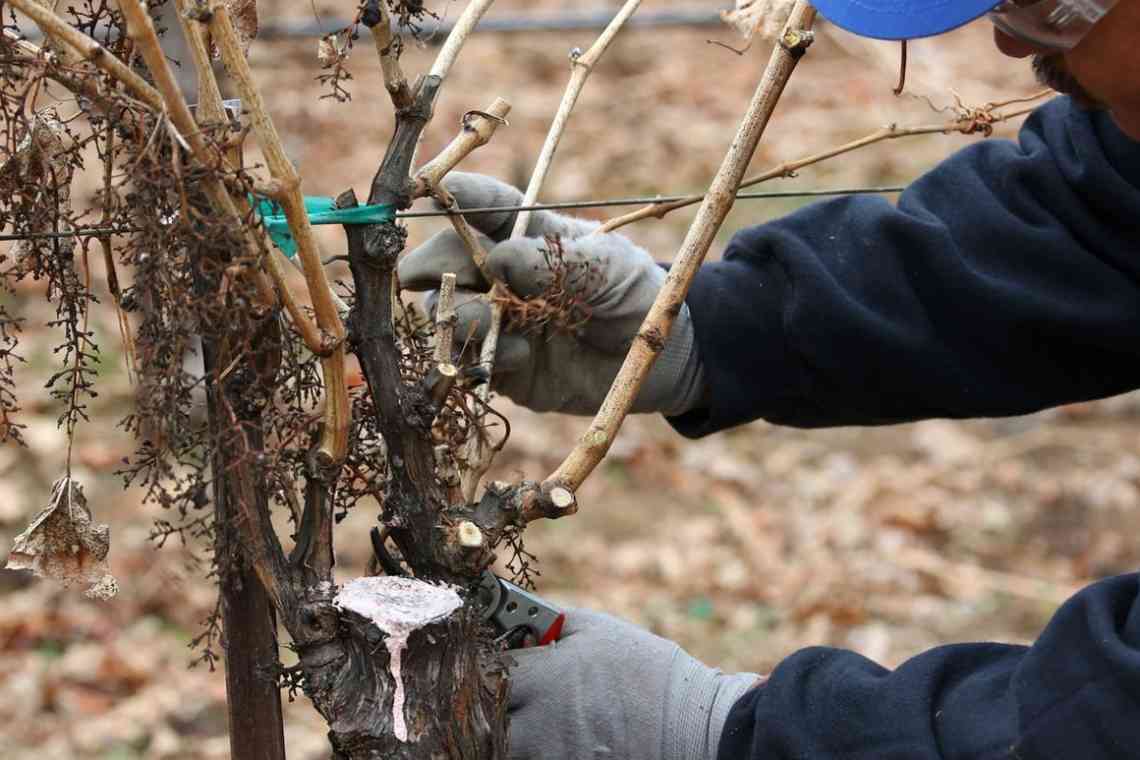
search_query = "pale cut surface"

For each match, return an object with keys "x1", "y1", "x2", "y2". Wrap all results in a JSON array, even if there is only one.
[{"x1": 334, "y1": 577, "x2": 464, "y2": 742}]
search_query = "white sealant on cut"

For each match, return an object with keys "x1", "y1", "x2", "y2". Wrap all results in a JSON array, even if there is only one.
[{"x1": 334, "y1": 576, "x2": 463, "y2": 742}]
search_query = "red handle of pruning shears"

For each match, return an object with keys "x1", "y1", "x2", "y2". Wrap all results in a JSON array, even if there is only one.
[{"x1": 537, "y1": 611, "x2": 566, "y2": 646}]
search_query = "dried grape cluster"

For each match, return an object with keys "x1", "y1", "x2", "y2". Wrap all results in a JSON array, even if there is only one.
[{"x1": 495, "y1": 235, "x2": 599, "y2": 337}]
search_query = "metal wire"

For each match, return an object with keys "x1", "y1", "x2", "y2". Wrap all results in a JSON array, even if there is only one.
[
  {"x1": 260, "y1": 8, "x2": 727, "y2": 41},
  {"x1": 19, "y1": 8, "x2": 733, "y2": 45},
  {"x1": 398, "y1": 185, "x2": 906, "y2": 218},
  {"x1": 0, "y1": 185, "x2": 905, "y2": 242},
  {"x1": 0, "y1": 226, "x2": 135, "y2": 242}
]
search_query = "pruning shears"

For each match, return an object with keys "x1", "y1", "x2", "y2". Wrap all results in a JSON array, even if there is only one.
[
  {"x1": 476, "y1": 570, "x2": 566, "y2": 648},
  {"x1": 369, "y1": 527, "x2": 564, "y2": 647}
]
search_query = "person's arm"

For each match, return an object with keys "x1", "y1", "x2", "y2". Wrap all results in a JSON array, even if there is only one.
[
  {"x1": 720, "y1": 573, "x2": 1140, "y2": 760},
  {"x1": 672, "y1": 97, "x2": 1140, "y2": 436}
]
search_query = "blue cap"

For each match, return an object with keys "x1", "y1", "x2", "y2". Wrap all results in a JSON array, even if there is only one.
[{"x1": 811, "y1": 0, "x2": 1001, "y2": 40}]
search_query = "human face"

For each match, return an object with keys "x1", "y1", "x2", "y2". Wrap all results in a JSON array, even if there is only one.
[
  {"x1": 993, "y1": 0, "x2": 1140, "y2": 139},
  {"x1": 990, "y1": 0, "x2": 1117, "y2": 50}
]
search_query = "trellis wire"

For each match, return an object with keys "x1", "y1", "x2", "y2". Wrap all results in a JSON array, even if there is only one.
[
  {"x1": 17, "y1": 8, "x2": 735, "y2": 46},
  {"x1": 0, "y1": 184, "x2": 905, "y2": 242},
  {"x1": 265, "y1": 8, "x2": 728, "y2": 40}
]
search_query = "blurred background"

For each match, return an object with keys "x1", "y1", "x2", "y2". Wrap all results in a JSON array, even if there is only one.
[{"x1": 3, "y1": 0, "x2": 1138, "y2": 757}]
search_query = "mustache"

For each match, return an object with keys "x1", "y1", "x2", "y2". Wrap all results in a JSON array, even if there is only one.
[{"x1": 1032, "y1": 54, "x2": 1103, "y2": 109}]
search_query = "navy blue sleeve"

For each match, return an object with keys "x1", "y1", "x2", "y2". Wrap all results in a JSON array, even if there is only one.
[
  {"x1": 717, "y1": 573, "x2": 1140, "y2": 760},
  {"x1": 670, "y1": 97, "x2": 1140, "y2": 436}
]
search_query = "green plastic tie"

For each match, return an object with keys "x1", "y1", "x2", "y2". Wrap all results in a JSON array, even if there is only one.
[{"x1": 253, "y1": 196, "x2": 396, "y2": 258}]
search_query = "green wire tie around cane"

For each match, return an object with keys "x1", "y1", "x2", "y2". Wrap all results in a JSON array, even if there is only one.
[{"x1": 253, "y1": 196, "x2": 396, "y2": 258}]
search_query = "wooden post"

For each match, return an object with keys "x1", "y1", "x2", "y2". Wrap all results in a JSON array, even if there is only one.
[{"x1": 199, "y1": 279, "x2": 289, "y2": 760}]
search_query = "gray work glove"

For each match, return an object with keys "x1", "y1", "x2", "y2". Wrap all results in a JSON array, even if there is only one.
[
  {"x1": 508, "y1": 608, "x2": 760, "y2": 760},
  {"x1": 398, "y1": 173, "x2": 705, "y2": 416}
]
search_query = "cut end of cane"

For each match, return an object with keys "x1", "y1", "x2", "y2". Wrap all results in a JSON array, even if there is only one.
[
  {"x1": 519, "y1": 481, "x2": 579, "y2": 523},
  {"x1": 548, "y1": 486, "x2": 575, "y2": 511},
  {"x1": 457, "y1": 520, "x2": 484, "y2": 548}
]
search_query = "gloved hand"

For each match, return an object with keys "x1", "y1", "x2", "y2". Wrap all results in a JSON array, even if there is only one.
[
  {"x1": 398, "y1": 173, "x2": 705, "y2": 416},
  {"x1": 507, "y1": 608, "x2": 761, "y2": 760}
]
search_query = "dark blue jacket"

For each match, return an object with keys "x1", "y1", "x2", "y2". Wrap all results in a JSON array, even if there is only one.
[{"x1": 671, "y1": 97, "x2": 1140, "y2": 759}]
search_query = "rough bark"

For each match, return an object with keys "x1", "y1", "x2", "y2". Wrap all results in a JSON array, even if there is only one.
[{"x1": 295, "y1": 603, "x2": 506, "y2": 759}]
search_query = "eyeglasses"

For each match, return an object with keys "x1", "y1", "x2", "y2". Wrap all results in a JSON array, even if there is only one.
[{"x1": 988, "y1": 0, "x2": 1117, "y2": 50}]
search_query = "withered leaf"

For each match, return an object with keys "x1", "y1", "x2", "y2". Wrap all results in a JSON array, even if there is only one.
[
  {"x1": 222, "y1": 0, "x2": 259, "y2": 57},
  {"x1": 0, "y1": 109, "x2": 73, "y2": 210},
  {"x1": 317, "y1": 34, "x2": 340, "y2": 68},
  {"x1": 5, "y1": 478, "x2": 118, "y2": 600},
  {"x1": 720, "y1": 0, "x2": 794, "y2": 43},
  {"x1": 0, "y1": 110, "x2": 75, "y2": 270}
]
